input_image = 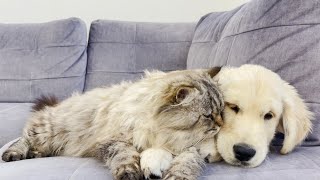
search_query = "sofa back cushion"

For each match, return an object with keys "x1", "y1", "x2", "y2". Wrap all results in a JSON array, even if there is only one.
[
  {"x1": 187, "y1": 0, "x2": 320, "y2": 146},
  {"x1": 0, "y1": 18, "x2": 87, "y2": 102},
  {"x1": 85, "y1": 20, "x2": 195, "y2": 90}
]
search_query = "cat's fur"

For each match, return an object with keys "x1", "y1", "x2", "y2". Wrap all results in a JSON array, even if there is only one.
[{"x1": 2, "y1": 68, "x2": 224, "y2": 180}]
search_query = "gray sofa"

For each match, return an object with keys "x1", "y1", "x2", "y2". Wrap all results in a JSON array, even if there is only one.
[{"x1": 1, "y1": 0, "x2": 320, "y2": 179}]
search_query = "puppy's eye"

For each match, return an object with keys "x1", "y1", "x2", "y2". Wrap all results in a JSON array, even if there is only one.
[
  {"x1": 226, "y1": 102, "x2": 240, "y2": 114},
  {"x1": 264, "y1": 112, "x2": 274, "y2": 120},
  {"x1": 230, "y1": 105, "x2": 239, "y2": 113}
]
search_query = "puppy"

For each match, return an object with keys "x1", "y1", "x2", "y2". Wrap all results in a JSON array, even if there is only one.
[{"x1": 215, "y1": 64, "x2": 313, "y2": 167}]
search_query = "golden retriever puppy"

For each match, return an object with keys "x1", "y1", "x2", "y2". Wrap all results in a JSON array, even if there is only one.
[{"x1": 215, "y1": 64, "x2": 313, "y2": 168}]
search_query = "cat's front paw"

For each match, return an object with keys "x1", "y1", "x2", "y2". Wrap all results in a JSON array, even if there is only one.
[
  {"x1": 113, "y1": 162, "x2": 142, "y2": 180},
  {"x1": 2, "y1": 149, "x2": 26, "y2": 162},
  {"x1": 163, "y1": 172, "x2": 194, "y2": 180},
  {"x1": 140, "y1": 148, "x2": 173, "y2": 179},
  {"x1": 163, "y1": 147, "x2": 201, "y2": 180}
]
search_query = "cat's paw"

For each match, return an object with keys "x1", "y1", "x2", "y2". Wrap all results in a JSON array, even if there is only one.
[
  {"x1": 2, "y1": 149, "x2": 27, "y2": 162},
  {"x1": 140, "y1": 148, "x2": 173, "y2": 179},
  {"x1": 163, "y1": 147, "x2": 201, "y2": 180},
  {"x1": 163, "y1": 173, "x2": 194, "y2": 180},
  {"x1": 27, "y1": 150, "x2": 44, "y2": 159},
  {"x1": 113, "y1": 162, "x2": 142, "y2": 180},
  {"x1": 163, "y1": 160, "x2": 198, "y2": 180}
]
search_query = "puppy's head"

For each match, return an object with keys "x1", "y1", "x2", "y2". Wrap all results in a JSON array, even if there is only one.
[
  {"x1": 215, "y1": 65, "x2": 313, "y2": 167},
  {"x1": 144, "y1": 68, "x2": 224, "y2": 154}
]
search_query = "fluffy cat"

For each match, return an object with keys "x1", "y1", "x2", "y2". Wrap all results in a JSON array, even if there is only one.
[{"x1": 2, "y1": 68, "x2": 224, "y2": 180}]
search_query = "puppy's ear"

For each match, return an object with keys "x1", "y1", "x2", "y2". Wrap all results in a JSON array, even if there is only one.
[
  {"x1": 278, "y1": 82, "x2": 313, "y2": 154},
  {"x1": 207, "y1": 67, "x2": 222, "y2": 78}
]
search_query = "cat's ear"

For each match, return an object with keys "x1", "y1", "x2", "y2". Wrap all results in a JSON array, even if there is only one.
[
  {"x1": 207, "y1": 67, "x2": 222, "y2": 78},
  {"x1": 175, "y1": 87, "x2": 194, "y2": 104}
]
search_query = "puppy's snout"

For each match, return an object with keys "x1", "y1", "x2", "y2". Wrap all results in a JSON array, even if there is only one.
[{"x1": 233, "y1": 143, "x2": 256, "y2": 162}]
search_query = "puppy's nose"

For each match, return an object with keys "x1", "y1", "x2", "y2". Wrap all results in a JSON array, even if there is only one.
[{"x1": 233, "y1": 143, "x2": 256, "y2": 162}]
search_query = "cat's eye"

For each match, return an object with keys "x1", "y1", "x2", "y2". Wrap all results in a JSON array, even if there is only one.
[
  {"x1": 264, "y1": 112, "x2": 274, "y2": 120},
  {"x1": 204, "y1": 114, "x2": 214, "y2": 120}
]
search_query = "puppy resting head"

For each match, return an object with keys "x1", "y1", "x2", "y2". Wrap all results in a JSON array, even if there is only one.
[{"x1": 215, "y1": 65, "x2": 313, "y2": 167}]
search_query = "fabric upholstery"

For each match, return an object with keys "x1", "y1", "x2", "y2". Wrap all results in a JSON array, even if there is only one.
[
  {"x1": 0, "y1": 141, "x2": 112, "y2": 180},
  {"x1": 0, "y1": 103, "x2": 32, "y2": 147},
  {"x1": 0, "y1": 18, "x2": 87, "y2": 102},
  {"x1": 187, "y1": 0, "x2": 320, "y2": 146},
  {"x1": 85, "y1": 20, "x2": 196, "y2": 90},
  {"x1": 1, "y1": 140, "x2": 320, "y2": 180}
]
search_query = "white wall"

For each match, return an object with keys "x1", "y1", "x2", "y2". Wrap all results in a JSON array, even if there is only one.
[{"x1": 0, "y1": 0, "x2": 250, "y2": 26}]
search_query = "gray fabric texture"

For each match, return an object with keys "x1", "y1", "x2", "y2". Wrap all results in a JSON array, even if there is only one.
[
  {"x1": 85, "y1": 20, "x2": 196, "y2": 90},
  {"x1": 0, "y1": 139, "x2": 113, "y2": 180},
  {"x1": 0, "y1": 103, "x2": 32, "y2": 147},
  {"x1": 0, "y1": 18, "x2": 87, "y2": 102},
  {"x1": 1, "y1": 140, "x2": 320, "y2": 180},
  {"x1": 187, "y1": 0, "x2": 320, "y2": 146}
]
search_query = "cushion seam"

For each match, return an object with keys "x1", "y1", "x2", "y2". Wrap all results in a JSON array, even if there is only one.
[
  {"x1": 0, "y1": 44, "x2": 86, "y2": 51},
  {"x1": 88, "y1": 41, "x2": 192, "y2": 44},
  {"x1": 86, "y1": 70, "x2": 172, "y2": 74},
  {"x1": 192, "y1": 23, "x2": 320, "y2": 44},
  {"x1": 68, "y1": 159, "x2": 91, "y2": 180},
  {"x1": 0, "y1": 74, "x2": 85, "y2": 81}
]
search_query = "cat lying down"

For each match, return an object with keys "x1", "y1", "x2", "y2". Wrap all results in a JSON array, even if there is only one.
[{"x1": 2, "y1": 68, "x2": 224, "y2": 180}]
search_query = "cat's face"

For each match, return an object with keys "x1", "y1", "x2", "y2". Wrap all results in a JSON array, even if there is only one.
[{"x1": 152, "y1": 68, "x2": 224, "y2": 154}]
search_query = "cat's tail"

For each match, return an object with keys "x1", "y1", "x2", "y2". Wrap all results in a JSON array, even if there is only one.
[{"x1": 32, "y1": 95, "x2": 59, "y2": 112}]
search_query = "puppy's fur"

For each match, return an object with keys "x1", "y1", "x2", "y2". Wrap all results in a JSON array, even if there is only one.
[
  {"x1": 2, "y1": 68, "x2": 224, "y2": 180},
  {"x1": 215, "y1": 65, "x2": 313, "y2": 167}
]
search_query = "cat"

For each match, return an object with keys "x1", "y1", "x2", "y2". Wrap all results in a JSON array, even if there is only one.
[{"x1": 2, "y1": 68, "x2": 224, "y2": 180}]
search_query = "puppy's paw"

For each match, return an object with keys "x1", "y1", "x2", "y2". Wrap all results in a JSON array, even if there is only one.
[
  {"x1": 113, "y1": 162, "x2": 142, "y2": 180},
  {"x1": 204, "y1": 152, "x2": 222, "y2": 163},
  {"x1": 196, "y1": 137, "x2": 221, "y2": 163},
  {"x1": 140, "y1": 148, "x2": 173, "y2": 179},
  {"x1": 2, "y1": 149, "x2": 26, "y2": 162}
]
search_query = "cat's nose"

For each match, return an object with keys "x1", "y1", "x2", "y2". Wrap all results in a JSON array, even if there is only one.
[
  {"x1": 215, "y1": 114, "x2": 223, "y2": 126},
  {"x1": 233, "y1": 143, "x2": 256, "y2": 162},
  {"x1": 204, "y1": 114, "x2": 223, "y2": 126}
]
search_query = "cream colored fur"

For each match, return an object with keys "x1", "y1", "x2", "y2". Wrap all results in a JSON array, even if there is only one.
[{"x1": 215, "y1": 64, "x2": 313, "y2": 167}]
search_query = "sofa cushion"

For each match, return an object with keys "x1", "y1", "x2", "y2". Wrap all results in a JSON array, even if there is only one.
[
  {"x1": 0, "y1": 18, "x2": 87, "y2": 102},
  {"x1": 187, "y1": 0, "x2": 320, "y2": 146},
  {"x1": 0, "y1": 139, "x2": 112, "y2": 180},
  {"x1": 1, "y1": 140, "x2": 319, "y2": 180},
  {"x1": 201, "y1": 146, "x2": 320, "y2": 180},
  {"x1": 0, "y1": 103, "x2": 32, "y2": 147},
  {"x1": 85, "y1": 20, "x2": 195, "y2": 90}
]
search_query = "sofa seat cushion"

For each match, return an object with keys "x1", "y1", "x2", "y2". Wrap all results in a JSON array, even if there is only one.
[
  {"x1": 0, "y1": 103, "x2": 32, "y2": 147},
  {"x1": 187, "y1": 0, "x2": 320, "y2": 146},
  {"x1": 201, "y1": 147, "x2": 320, "y2": 180},
  {"x1": 1, "y1": 139, "x2": 319, "y2": 180}
]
